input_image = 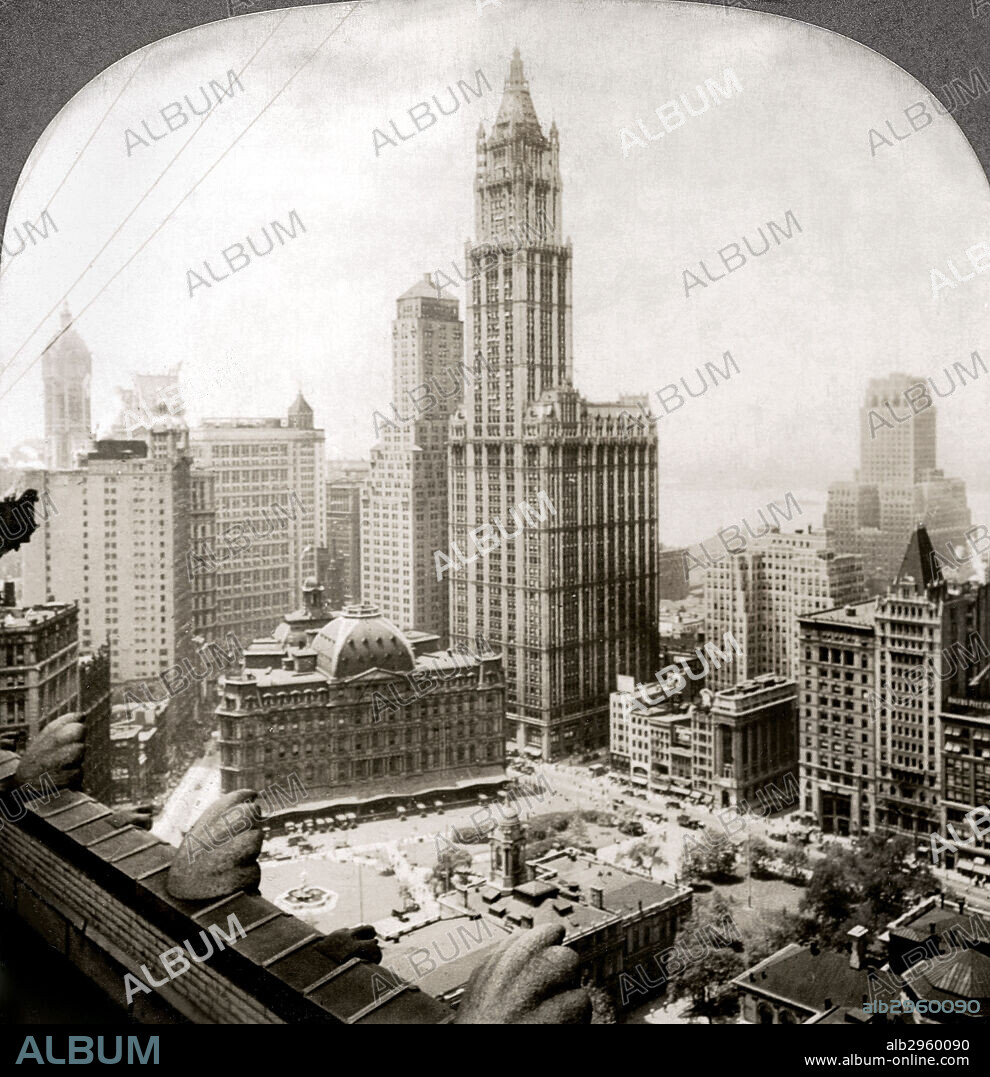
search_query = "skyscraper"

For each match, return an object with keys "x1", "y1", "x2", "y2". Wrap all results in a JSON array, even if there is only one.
[
  {"x1": 42, "y1": 305, "x2": 91, "y2": 470},
  {"x1": 704, "y1": 528, "x2": 866, "y2": 691},
  {"x1": 448, "y1": 51, "x2": 659, "y2": 759},
  {"x1": 327, "y1": 461, "x2": 368, "y2": 609},
  {"x1": 362, "y1": 278, "x2": 463, "y2": 639},
  {"x1": 874, "y1": 527, "x2": 990, "y2": 840},
  {"x1": 798, "y1": 598, "x2": 878, "y2": 836},
  {"x1": 797, "y1": 526, "x2": 990, "y2": 843},
  {"x1": 826, "y1": 373, "x2": 973, "y2": 593},
  {"x1": 190, "y1": 396, "x2": 326, "y2": 641},
  {"x1": 20, "y1": 428, "x2": 194, "y2": 690}
]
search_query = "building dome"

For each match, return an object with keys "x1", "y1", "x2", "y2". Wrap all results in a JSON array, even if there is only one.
[{"x1": 312, "y1": 603, "x2": 415, "y2": 679}]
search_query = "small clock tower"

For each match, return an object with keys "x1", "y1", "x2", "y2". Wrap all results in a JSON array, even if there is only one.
[{"x1": 490, "y1": 805, "x2": 526, "y2": 893}]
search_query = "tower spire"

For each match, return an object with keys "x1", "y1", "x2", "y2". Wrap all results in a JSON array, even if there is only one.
[{"x1": 494, "y1": 48, "x2": 543, "y2": 132}]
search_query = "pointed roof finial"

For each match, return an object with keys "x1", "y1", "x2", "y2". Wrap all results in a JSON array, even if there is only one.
[
  {"x1": 508, "y1": 46, "x2": 525, "y2": 88},
  {"x1": 495, "y1": 48, "x2": 542, "y2": 132}
]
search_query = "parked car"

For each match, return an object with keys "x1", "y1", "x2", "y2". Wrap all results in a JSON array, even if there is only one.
[
  {"x1": 677, "y1": 813, "x2": 701, "y2": 829},
  {"x1": 618, "y1": 819, "x2": 645, "y2": 837},
  {"x1": 665, "y1": 800, "x2": 682, "y2": 810}
]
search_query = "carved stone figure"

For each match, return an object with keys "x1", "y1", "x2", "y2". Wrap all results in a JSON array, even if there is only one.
[{"x1": 166, "y1": 789, "x2": 263, "y2": 900}]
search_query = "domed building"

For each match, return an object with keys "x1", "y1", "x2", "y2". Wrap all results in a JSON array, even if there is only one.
[{"x1": 216, "y1": 599, "x2": 506, "y2": 808}]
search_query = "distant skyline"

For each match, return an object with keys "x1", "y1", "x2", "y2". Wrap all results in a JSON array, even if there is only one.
[{"x1": 0, "y1": 0, "x2": 986, "y2": 499}]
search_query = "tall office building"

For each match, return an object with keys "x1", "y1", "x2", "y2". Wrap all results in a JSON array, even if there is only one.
[
  {"x1": 42, "y1": 305, "x2": 91, "y2": 470},
  {"x1": 448, "y1": 51, "x2": 659, "y2": 759},
  {"x1": 190, "y1": 396, "x2": 326, "y2": 641},
  {"x1": 189, "y1": 469, "x2": 218, "y2": 643},
  {"x1": 798, "y1": 598, "x2": 879, "y2": 836},
  {"x1": 326, "y1": 461, "x2": 368, "y2": 609},
  {"x1": 874, "y1": 527, "x2": 990, "y2": 839},
  {"x1": 797, "y1": 527, "x2": 990, "y2": 842},
  {"x1": 21, "y1": 430, "x2": 193, "y2": 686},
  {"x1": 362, "y1": 280, "x2": 463, "y2": 640},
  {"x1": 826, "y1": 374, "x2": 972, "y2": 593},
  {"x1": 704, "y1": 528, "x2": 866, "y2": 691}
]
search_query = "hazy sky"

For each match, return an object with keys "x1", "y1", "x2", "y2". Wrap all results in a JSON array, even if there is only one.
[{"x1": 1, "y1": 0, "x2": 987, "y2": 504}]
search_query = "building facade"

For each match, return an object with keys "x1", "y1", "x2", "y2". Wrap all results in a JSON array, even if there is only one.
[
  {"x1": 190, "y1": 396, "x2": 326, "y2": 641},
  {"x1": 705, "y1": 528, "x2": 866, "y2": 691},
  {"x1": 361, "y1": 278, "x2": 463, "y2": 641},
  {"x1": 710, "y1": 674, "x2": 798, "y2": 811},
  {"x1": 657, "y1": 545, "x2": 690, "y2": 602},
  {"x1": 826, "y1": 374, "x2": 973, "y2": 594},
  {"x1": 0, "y1": 587, "x2": 79, "y2": 753},
  {"x1": 79, "y1": 643, "x2": 112, "y2": 804},
  {"x1": 326, "y1": 460, "x2": 368, "y2": 608},
  {"x1": 216, "y1": 602, "x2": 505, "y2": 806},
  {"x1": 42, "y1": 305, "x2": 91, "y2": 470},
  {"x1": 189, "y1": 468, "x2": 218, "y2": 643},
  {"x1": 796, "y1": 527, "x2": 990, "y2": 844},
  {"x1": 797, "y1": 599, "x2": 878, "y2": 836},
  {"x1": 20, "y1": 432, "x2": 194, "y2": 690},
  {"x1": 109, "y1": 700, "x2": 167, "y2": 808},
  {"x1": 447, "y1": 50, "x2": 659, "y2": 760}
]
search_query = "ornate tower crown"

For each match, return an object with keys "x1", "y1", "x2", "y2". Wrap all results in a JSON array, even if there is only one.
[
  {"x1": 492, "y1": 47, "x2": 544, "y2": 135},
  {"x1": 473, "y1": 49, "x2": 562, "y2": 247}
]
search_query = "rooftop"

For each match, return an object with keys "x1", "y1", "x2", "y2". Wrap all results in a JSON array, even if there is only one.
[
  {"x1": 0, "y1": 601, "x2": 77, "y2": 631},
  {"x1": 733, "y1": 943, "x2": 896, "y2": 1019},
  {"x1": 800, "y1": 599, "x2": 877, "y2": 630}
]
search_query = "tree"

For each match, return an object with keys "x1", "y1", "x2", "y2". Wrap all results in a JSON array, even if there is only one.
[
  {"x1": 625, "y1": 840, "x2": 661, "y2": 871},
  {"x1": 802, "y1": 833, "x2": 935, "y2": 946},
  {"x1": 682, "y1": 827, "x2": 739, "y2": 881},
  {"x1": 587, "y1": 983, "x2": 617, "y2": 1024},
  {"x1": 780, "y1": 844, "x2": 809, "y2": 884},
  {"x1": 428, "y1": 847, "x2": 472, "y2": 894},
  {"x1": 666, "y1": 904, "x2": 744, "y2": 1022},
  {"x1": 748, "y1": 836, "x2": 775, "y2": 878},
  {"x1": 744, "y1": 906, "x2": 818, "y2": 965}
]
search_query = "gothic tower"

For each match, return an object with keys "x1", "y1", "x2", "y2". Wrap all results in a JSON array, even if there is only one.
[
  {"x1": 42, "y1": 304, "x2": 92, "y2": 469},
  {"x1": 448, "y1": 51, "x2": 660, "y2": 759}
]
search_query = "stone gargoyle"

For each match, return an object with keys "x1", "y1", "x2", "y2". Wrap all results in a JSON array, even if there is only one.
[{"x1": 1, "y1": 724, "x2": 591, "y2": 1023}]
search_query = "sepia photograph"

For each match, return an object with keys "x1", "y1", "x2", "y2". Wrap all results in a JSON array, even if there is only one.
[{"x1": 0, "y1": 0, "x2": 988, "y2": 1054}]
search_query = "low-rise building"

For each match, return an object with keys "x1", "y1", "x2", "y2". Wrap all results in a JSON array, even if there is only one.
[
  {"x1": 109, "y1": 699, "x2": 168, "y2": 807},
  {"x1": 733, "y1": 928, "x2": 898, "y2": 1024},
  {"x1": 735, "y1": 895, "x2": 990, "y2": 1024},
  {"x1": 710, "y1": 674, "x2": 798, "y2": 811},
  {"x1": 0, "y1": 585, "x2": 79, "y2": 753},
  {"x1": 378, "y1": 806, "x2": 692, "y2": 1011}
]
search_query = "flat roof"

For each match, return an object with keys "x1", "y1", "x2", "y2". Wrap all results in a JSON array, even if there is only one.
[{"x1": 800, "y1": 600, "x2": 877, "y2": 630}]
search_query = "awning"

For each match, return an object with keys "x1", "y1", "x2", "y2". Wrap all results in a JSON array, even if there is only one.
[
  {"x1": 396, "y1": 805, "x2": 405, "y2": 813},
  {"x1": 416, "y1": 802, "x2": 427, "y2": 810},
  {"x1": 434, "y1": 800, "x2": 444, "y2": 808},
  {"x1": 478, "y1": 794, "x2": 488, "y2": 802},
  {"x1": 524, "y1": 747, "x2": 542, "y2": 758}
]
